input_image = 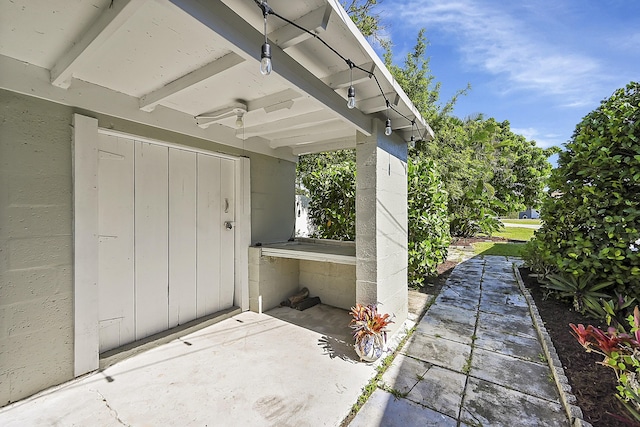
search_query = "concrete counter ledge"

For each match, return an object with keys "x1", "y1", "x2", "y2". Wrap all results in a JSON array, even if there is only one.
[
  {"x1": 249, "y1": 239, "x2": 356, "y2": 313},
  {"x1": 259, "y1": 238, "x2": 356, "y2": 265}
]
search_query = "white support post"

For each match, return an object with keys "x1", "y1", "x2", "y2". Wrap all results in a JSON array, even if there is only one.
[
  {"x1": 355, "y1": 120, "x2": 409, "y2": 334},
  {"x1": 72, "y1": 114, "x2": 100, "y2": 376}
]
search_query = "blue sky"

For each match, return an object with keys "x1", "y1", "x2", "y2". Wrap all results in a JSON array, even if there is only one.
[{"x1": 374, "y1": 0, "x2": 640, "y2": 161}]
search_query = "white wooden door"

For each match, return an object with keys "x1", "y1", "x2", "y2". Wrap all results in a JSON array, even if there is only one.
[
  {"x1": 97, "y1": 134, "x2": 235, "y2": 353},
  {"x1": 168, "y1": 149, "x2": 197, "y2": 328},
  {"x1": 97, "y1": 135, "x2": 135, "y2": 351}
]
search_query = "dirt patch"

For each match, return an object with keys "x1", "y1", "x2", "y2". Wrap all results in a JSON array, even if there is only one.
[{"x1": 519, "y1": 267, "x2": 632, "y2": 427}]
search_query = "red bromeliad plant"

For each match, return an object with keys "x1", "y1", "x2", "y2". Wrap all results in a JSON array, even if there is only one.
[
  {"x1": 349, "y1": 303, "x2": 394, "y2": 342},
  {"x1": 570, "y1": 307, "x2": 640, "y2": 423}
]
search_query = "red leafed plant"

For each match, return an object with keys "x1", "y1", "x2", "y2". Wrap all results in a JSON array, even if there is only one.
[
  {"x1": 349, "y1": 303, "x2": 394, "y2": 342},
  {"x1": 570, "y1": 306, "x2": 640, "y2": 424}
]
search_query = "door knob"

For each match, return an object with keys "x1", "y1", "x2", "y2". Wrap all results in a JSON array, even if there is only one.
[{"x1": 224, "y1": 221, "x2": 234, "y2": 230}]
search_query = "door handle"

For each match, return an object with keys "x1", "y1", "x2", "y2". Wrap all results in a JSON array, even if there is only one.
[{"x1": 224, "y1": 221, "x2": 234, "y2": 230}]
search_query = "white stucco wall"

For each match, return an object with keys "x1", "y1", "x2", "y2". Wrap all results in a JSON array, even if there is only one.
[{"x1": 0, "y1": 90, "x2": 297, "y2": 406}]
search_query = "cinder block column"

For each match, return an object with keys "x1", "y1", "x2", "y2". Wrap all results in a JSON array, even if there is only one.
[{"x1": 356, "y1": 120, "x2": 408, "y2": 332}]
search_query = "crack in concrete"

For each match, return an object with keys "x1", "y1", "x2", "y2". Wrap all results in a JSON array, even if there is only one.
[{"x1": 93, "y1": 390, "x2": 130, "y2": 426}]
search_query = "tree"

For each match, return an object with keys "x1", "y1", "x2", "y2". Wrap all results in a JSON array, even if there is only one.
[
  {"x1": 385, "y1": 29, "x2": 470, "y2": 129},
  {"x1": 342, "y1": 0, "x2": 382, "y2": 40},
  {"x1": 533, "y1": 81, "x2": 640, "y2": 297},
  {"x1": 488, "y1": 120, "x2": 559, "y2": 215}
]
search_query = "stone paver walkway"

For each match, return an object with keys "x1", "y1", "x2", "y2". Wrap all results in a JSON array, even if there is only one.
[{"x1": 351, "y1": 255, "x2": 572, "y2": 427}]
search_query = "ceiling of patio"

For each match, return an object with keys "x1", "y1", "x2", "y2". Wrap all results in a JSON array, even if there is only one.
[{"x1": 0, "y1": 0, "x2": 430, "y2": 157}]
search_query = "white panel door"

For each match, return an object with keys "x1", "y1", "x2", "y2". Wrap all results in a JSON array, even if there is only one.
[
  {"x1": 196, "y1": 154, "x2": 222, "y2": 317},
  {"x1": 219, "y1": 158, "x2": 236, "y2": 308},
  {"x1": 168, "y1": 149, "x2": 197, "y2": 328},
  {"x1": 97, "y1": 135, "x2": 236, "y2": 352},
  {"x1": 134, "y1": 141, "x2": 169, "y2": 339},
  {"x1": 97, "y1": 135, "x2": 135, "y2": 353}
]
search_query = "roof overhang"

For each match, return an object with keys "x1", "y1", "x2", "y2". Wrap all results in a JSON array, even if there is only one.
[{"x1": 0, "y1": 0, "x2": 433, "y2": 159}]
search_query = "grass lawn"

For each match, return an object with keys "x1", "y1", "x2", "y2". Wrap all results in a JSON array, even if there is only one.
[
  {"x1": 473, "y1": 242, "x2": 527, "y2": 257},
  {"x1": 472, "y1": 225, "x2": 536, "y2": 257},
  {"x1": 500, "y1": 218, "x2": 542, "y2": 225},
  {"x1": 489, "y1": 227, "x2": 535, "y2": 242}
]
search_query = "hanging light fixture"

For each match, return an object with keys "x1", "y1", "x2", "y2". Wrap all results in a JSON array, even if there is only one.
[
  {"x1": 235, "y1": 111, "x2": 244, "y2": 128},
  {"x1": 347, "y1": 60, "x2": 356, "y2": 109},
  {"x1": 259, "y1": 1, "x2": 272, "y2": 75},
  {"x1": 385, "y1": 118, "x2": 392, "y2": 136},
  {"x1": 384, "y1": 100, "x2": 392, "y2": 136}
]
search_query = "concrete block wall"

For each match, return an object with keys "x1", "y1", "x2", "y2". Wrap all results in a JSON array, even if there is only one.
[
  {"x1": 0, "y1": 90, "x2": 299, "y2": 406},
  {"x1": 355, "y1": 122, "x2": 409, "y2": 335},
  {"x1": 248, "y1": 247, "x2": 299, "y2": 312},
  {"x1": 0, "y1": 90, "x2": 75, "y2": 405},
  {"x1": 299, "y1": 261, "x2": 356, "y2": 310}
]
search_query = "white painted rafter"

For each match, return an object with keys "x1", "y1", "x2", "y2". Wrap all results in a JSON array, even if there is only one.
[
  {"x1": 291, "y1": 138, "x2": 356, "y2": 155},
  {"x1": 357, "y1": 92, "x2": 400, "y2": 114},
  {"x1": 239, "y1": 110, "x2": 337, "y2": 138},
  {"x1": 269, "y1": 4, "x2": 332, "y2": 49},
  {"x1": 139, "y1": 52, "x2": 245, "y2": 112},
  {"x1": 321, "y1": 62, "x2": 375, "y2": 90},
  {"x1": 269, "y1": 125, "x2": 354, "y2": 149},
  {"x1": 169, "y1": 0, "x2": 372, "y2": 136},
  {"x1": 50, "y1": 0, "x2": 148, "y2": 89}
]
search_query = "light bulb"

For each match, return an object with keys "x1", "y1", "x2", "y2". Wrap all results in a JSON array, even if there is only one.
[
  {"x1": 235, "y1": 114, "x2": 243, "y2": 128},
  {"x1": 260, "y1": 43, "x2": 272, "y2": 75},
  {"x1": 347, "y1": 86, "x2": 356, "y2": 109},
  {"x1": 385, "y1": 118, "x2": 392, "y2": 136}
]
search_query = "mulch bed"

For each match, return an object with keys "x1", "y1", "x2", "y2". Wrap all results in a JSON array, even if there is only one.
[{"x1": 519, "y1": 267, "x2": 632, "y2": 427}]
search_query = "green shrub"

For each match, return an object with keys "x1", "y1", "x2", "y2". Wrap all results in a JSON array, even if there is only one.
[
  {"x1": 541, "y1": 272, "x2": 614, "y2": 315},
  {"x1": 521, "y1": 239, "x2": 556, "y2": 280},
  {"x1": 300, "y1": 157, "x2": 356, "y2": 240},
  {"x1": 534, "y1": 81, "x2": 640, "y2": 298},
  {"x1": 408, "y1": 156, "x2": 450, "y2": 287}
]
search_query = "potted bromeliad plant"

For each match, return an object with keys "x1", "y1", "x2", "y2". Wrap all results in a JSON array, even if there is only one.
[{"x1": 350, "y1": 303, "x2": 394, "y2": 362}]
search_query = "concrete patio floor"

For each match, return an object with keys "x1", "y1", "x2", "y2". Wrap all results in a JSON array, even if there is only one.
[
  {"x1": 0, "y1": 304, "x2": 377, "y2": 426},
  {"x1": 1, "y1": 255, "x2": 584, "y2": 426}
]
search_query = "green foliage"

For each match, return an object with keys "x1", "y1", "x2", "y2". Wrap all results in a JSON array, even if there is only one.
[
  {"x1": 533, "y1": 81, "x2": 640, "y2": 298},
  {"x1": 521, "y1": 239, "x2": 556, "y2": 280},
  {"x1": 342, "y1": 0, "x2": 382, "y2": 40},
  {"x1": 587, "y1": 294, "x2": 636, "y2": 327},
  {"x1": 448, "y1": 179, "x2": 503, "y2": 237},
  {"x1": 384, "y1": 30, "x2": 470, "y2": 129},
  {"x1": 422, "y1": 115, "x2": 554, "y2": 237},
  {"x1": 297, "y1": 151, "x2": 356, "y2": 240},
  {"x1": 407, "y1": 155, "x2": 450, "y2": 287},
  {"x1": 542, "y1": 272, "x2": 614, "y2": 315}
]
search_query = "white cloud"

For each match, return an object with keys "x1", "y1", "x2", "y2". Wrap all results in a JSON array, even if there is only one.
[
  {"x1": 390, "y1": 0, "x2": 608, "y2": 107},
  {"x1": 511, "y1": 127, "x2": 565, "y2": 148}
]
